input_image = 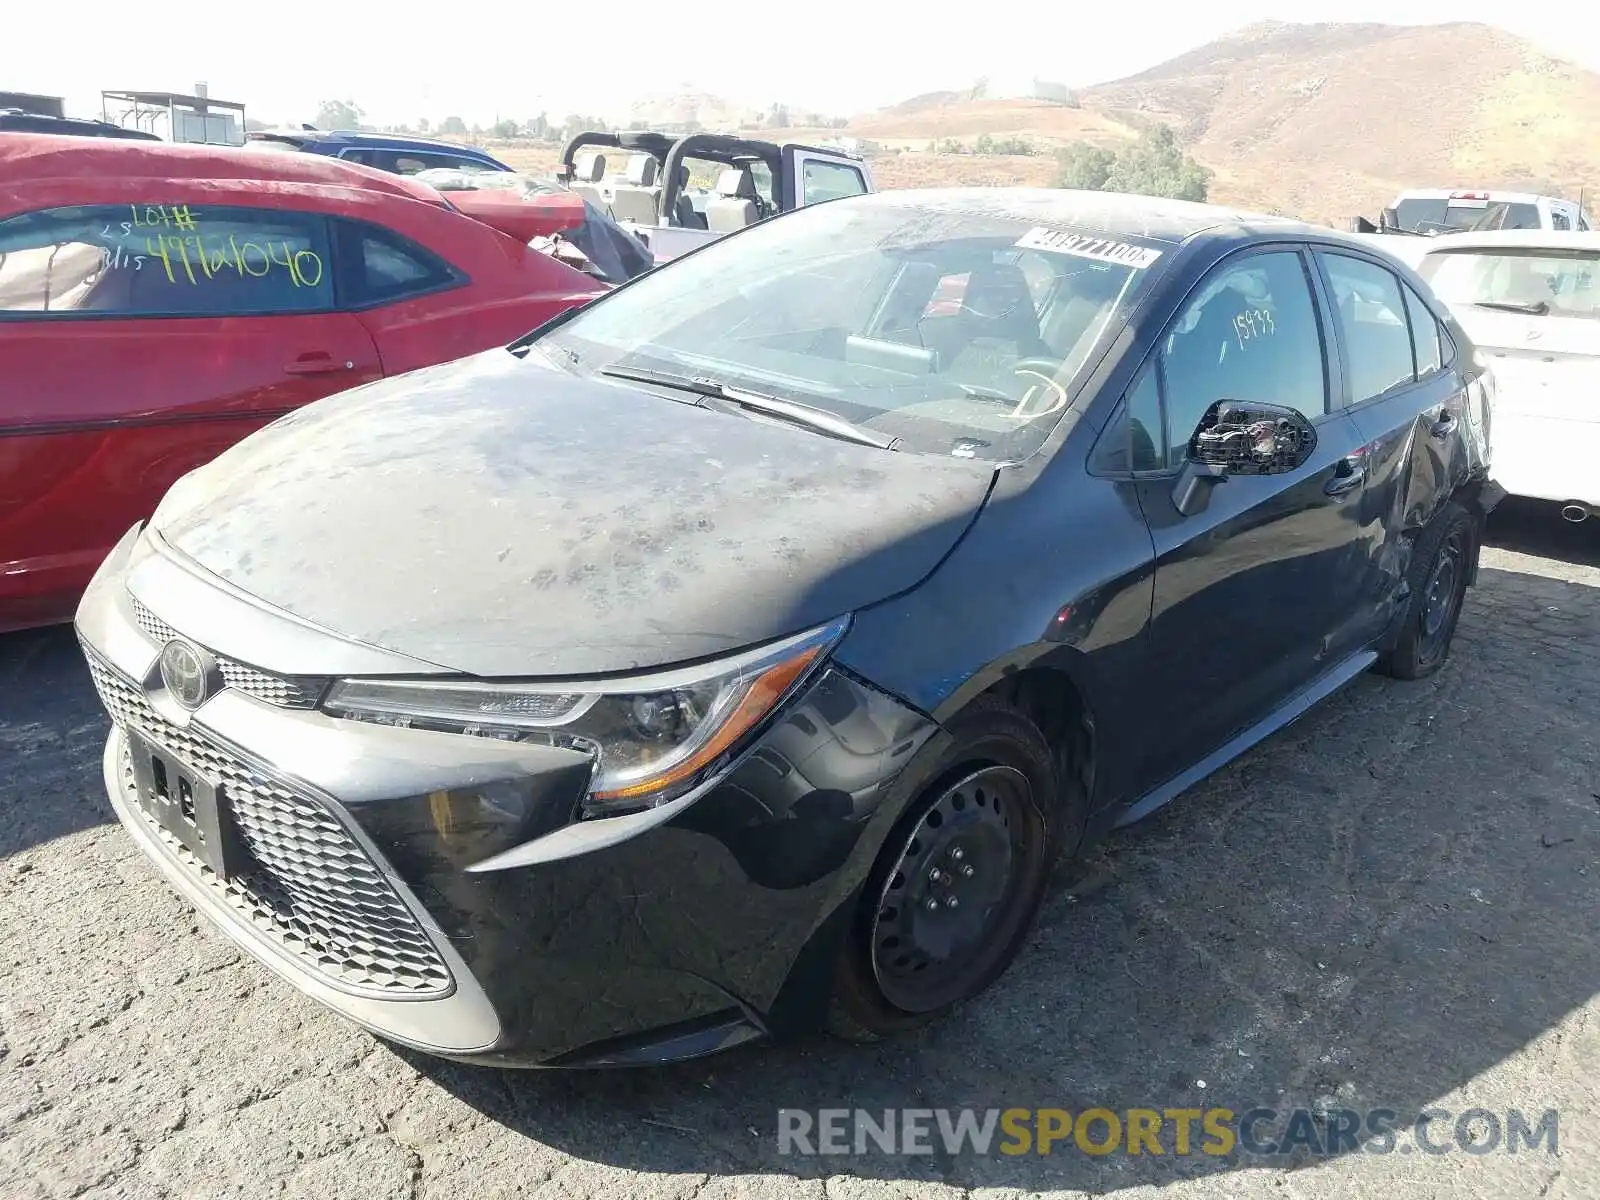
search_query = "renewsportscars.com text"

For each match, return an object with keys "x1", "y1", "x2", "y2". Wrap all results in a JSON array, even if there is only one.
[{"x1": 776, "y1": 1107, "x2": 1560, "y2": 1158}]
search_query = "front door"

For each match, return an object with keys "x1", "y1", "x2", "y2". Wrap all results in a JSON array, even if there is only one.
[
  {"x1": 1124, "y1": 246, "x2": 1374, "y2": 789},
  {"x1": 779, "y1": 146, "x2": 872, "y2": 211},
  {"x1": 0, "y1": 200, "x2": 380, "y2": 627}
]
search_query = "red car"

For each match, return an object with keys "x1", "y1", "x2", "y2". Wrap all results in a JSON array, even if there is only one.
[{"x1": 0, "y1": 134, "x2": 605, "y2": 632}]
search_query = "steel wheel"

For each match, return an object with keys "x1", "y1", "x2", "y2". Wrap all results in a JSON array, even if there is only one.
[
  {"x1": 1418, "y1": 524, "x2": 1467, "y2": 662},
  {"x1": 868, "y1": 764, "x2": 1044, "y2": 1014}
]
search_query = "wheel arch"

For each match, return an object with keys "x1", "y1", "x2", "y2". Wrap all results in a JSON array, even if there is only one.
[
  {"x1": 926, "y1": 646, "x2": 1102, "y2": 855},
  {"x1": 1448, "y1": 474, "x2": 1500, "y2": 586}
]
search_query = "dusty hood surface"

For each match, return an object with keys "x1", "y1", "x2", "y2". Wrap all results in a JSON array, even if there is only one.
[{"x1": 153, "y1": 348, "x2": 995, "y2": 677}]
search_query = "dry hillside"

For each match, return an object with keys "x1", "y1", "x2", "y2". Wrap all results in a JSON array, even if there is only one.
[
  {"x1": 1082, "y1": 20, "x2": 1600, "y2": 222},
  {"x1": 478, "y1": 22, "x2": 1600, "y2": 225}
]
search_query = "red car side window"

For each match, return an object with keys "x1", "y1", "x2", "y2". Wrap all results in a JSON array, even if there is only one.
[
  {"x1": 330, "y1": 218, "x2": 462, "y2": 308},
  {"x1": 0, "y1": 204, "x2": 334, "y2": 318}
]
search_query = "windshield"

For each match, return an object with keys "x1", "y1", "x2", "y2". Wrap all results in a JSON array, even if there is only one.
[
  {"x1": 1393, "y1": 198, "x2": 1542, "y2": 234},
  {"x1": 1419, "y1": 247, "x2": 1600, "y2": 319},
  {"x1": 531, "y1": 196, "x2": 1167, "y2": 462}
]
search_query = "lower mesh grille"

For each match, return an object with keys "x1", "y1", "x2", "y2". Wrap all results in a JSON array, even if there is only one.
[{"x1": 84, "y1": 646, "x2": 453, "y2": 999}]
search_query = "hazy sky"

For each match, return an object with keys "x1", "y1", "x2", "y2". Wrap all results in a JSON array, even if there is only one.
[{"x1": 10, "y1": 2, "x2": 1600, "y2": 128}]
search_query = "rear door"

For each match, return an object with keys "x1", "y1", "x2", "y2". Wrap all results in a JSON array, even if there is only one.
[
  {"x1": 778, "y1": 146, "x2": 872, "y2": 212},
  {"x1": 1311, "y1": 248, "x2": 1473, "y2": 625},
  {"x1": 1116, "y1": 245, "x2": 1375, "y2": 788},
  {"x1": 0, "y1": 199, "x2": 379, "y2": 626}
]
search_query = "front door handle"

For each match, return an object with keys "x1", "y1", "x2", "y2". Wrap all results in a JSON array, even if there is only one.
[
  {"x1": 1324, "y1": 463, "x2": 1366, "y2": 496},
  {"x1": 284, "y1": 353, "x2": 356, "y2": 376},
  {"x1": 1429, "y1": 411, "x2": 1458, "y2": 439}
]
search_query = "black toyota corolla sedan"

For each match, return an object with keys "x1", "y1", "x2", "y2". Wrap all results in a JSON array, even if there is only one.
[{"x1": 76, "y1": 188, "x2": 1500, "y2": 1067}]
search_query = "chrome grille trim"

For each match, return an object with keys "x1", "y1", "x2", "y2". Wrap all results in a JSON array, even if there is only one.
[
  {"x1": 84, "y1": 645, "x2": 454, "y2": 1000},
  {"x1": 129, "y1": 595, "x2": 326, "y2": 709}
]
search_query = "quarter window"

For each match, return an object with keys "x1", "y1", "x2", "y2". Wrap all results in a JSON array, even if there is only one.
[
  {"x1": 1158, "y1": 250, "x2": 1327, "y2": 467},
  {"x1": 0, "y1": 203, "x2": 333, "y2": 317},
  {"x1": 1318, "y1": 253, "x2": 1416, "y2": 404},
  {"x1": 1089, "y1": 364, "x2": 1163, "y2": 474},
  {"x1": 333, "y1": 219, "x2": 460, "y2": 306}
]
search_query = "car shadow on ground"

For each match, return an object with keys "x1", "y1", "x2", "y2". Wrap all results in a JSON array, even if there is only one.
[
  {"x1": 1484, "y1": 496, "x2": 1600, "y2": 568},
  {"x1": 0, "y1": 624, "x2": 111, "y2": 858},
  {"x1": 402, "y1": 513, "x2": 1598, "y2": 1193}
]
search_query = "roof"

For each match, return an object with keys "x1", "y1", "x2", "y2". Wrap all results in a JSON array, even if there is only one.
[
  {"x1": 1394, "y1": 189, "x2": 1577, "y2": 206},
  {"x1": 1404, "y1": 229, "x2": 1600, "y2": 253},
  {"x1": 0, "y1": 112, "x2": 160, "y2": 140},
  {"x1": 0, "y1": 133, "x2": 448, "y2": 207},
  {"x1": 254, "y1": 128, "x2": 505, "y2": 156},
  {"x1": 852, "y1": 187, "x2": 1313, "y2": 244},
  {"x1": 102, "y1": 89, "x2": 247, "y2": 113}
]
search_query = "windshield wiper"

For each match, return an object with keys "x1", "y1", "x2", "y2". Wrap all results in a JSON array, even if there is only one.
[
  {"x1": 599, "y1": 366, "x2": 901, "y2": 451},
  {"x1": 1473, "y1": 299, "x2": 1549, "y2": 316}
]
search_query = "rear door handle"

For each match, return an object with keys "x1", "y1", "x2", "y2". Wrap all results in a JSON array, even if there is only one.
[
  {"x1": 284, "y1": 353, "x2": 355, "y2": 376},
  {"x1": 1429, "y1": 412, "x2": 1457, "y2": 439},
  {"x1": 1324, "y1": 463, "x2": 1365, "y2": 496}
]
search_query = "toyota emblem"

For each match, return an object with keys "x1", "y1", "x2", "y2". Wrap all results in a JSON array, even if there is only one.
[{"x1": 159, "y1": 640, "x2": 215, "y2": 710}]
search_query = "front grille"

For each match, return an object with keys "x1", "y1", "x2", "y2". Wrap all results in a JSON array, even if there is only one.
[
  {"x1": 84, "y1": 646, "x2": 454, "y2": 999},
  {"x1": 130, "y1": 597, "x2": 326, "y2": 709}
]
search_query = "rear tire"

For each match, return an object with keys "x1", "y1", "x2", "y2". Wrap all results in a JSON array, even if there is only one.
[
  {"x1": 1376, "y1": 500, "x2": 1476, "y2": 681},
  {"x1": 825, "y1": 696, "x2": 1079, "y2": 1042}
]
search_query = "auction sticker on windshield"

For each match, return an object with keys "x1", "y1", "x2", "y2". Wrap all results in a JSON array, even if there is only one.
[{"x1": 1014, "y1": 228, "x2": 1164, "y2": 269}]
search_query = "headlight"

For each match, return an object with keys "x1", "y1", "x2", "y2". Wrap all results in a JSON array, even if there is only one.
[{"x1": 321, "y1": 617, "x2": 848, "y2": 817}]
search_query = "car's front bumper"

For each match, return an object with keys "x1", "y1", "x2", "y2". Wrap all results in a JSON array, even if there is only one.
[{"x1": 76, "y1": 524, "x2": 939, "y2": 1066}]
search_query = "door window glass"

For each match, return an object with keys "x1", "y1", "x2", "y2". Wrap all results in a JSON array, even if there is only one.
[
  {"x1": 801, "y1": 160, "x2": 868, "y2": 205},
  {"x1": 0, "y1": 203, "x2": 333, "y2": 316},
  {"x1": 1319, "y1": 253, "x2": 1416, "y2": 403},
  {"x1": 1158, "y1": 250, "x2": 1327, "y2": 467},
  {"x1": 1402, "y1": 284, "x2": 1442, "y2": 377}
]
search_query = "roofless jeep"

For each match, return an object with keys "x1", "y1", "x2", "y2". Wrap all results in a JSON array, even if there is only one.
[{"x1": 556, "y1": 129, "x2": 874, "y2": 262}]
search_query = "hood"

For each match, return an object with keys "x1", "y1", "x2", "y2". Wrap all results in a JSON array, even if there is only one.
[
  {"x1": 445, "y1": 188, "x2": 653, "y2": 284},
  {"x1": 153, "y1": 349, "x2": 996, "y2": 678},
  {"x1": 447, "y1": 187, "x2": 589, "y2": 244}
]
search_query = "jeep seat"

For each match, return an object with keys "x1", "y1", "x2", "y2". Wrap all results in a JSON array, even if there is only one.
[
  {"x1": 705, "y1": 168, "x2": 760, "y2": 233},
  {"x1": 569, "y1": 152, "x2": 608, "y2": 211},
  {"x1": 609, "y1": 154, "x2": 663, "y2": 226}
]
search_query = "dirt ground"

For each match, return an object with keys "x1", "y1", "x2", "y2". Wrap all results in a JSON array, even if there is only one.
[{"x1": 1, "y1": 498, "x2": 1596, "y2": 1200}]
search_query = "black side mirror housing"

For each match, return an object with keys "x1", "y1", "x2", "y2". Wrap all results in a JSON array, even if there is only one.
[{"x1": 1170, "y1": 400, "x2": 1319, "y2": 516}]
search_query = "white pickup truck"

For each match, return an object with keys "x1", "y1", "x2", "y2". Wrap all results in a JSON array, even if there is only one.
[
  {"x1": 556, "y1": 129, "x2": 875, "y2": 262},
  {"x1": 1356, "y1": 189, "x2": 1594, "y2": 236},
  {"x1": 1411, "y1": 229, "x2": 1600, "y2": 524}
]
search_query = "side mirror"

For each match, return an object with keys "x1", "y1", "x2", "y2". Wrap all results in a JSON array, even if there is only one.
[{"x1": 1170, "y1": 400, "x2": 1318, "y2": 517}]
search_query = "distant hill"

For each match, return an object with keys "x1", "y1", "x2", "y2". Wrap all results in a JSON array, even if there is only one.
[
  {"x1": 1081, "y1": 20, "x2": 1600, "y2": 222},
  {"x1": 489, "y1": 27, "x2": 1600, "y2": 223},
  {"x1": 832, "y1": 21, "x2": 1600, "y2": 224}
]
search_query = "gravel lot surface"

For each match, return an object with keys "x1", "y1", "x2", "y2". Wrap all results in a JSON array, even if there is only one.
[{"x1": 2, "y1": 497, "x2": 1596, "y2": 1200}]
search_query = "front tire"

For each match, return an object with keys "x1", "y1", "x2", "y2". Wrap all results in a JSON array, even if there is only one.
[
  {"x1": 825, "y1": 696, "x2": 1075, "y2": 1042},
  {"x1": 1376, "y1": 500, "x2": 1476, "y2": 681}
]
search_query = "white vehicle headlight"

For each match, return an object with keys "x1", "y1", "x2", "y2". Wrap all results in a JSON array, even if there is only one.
[{"x1": 322, "y1": 617, "x2": 848, "y2": 817}]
